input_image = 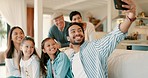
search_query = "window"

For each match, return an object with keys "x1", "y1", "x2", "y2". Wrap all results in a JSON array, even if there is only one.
[
  {"x1": 64, "y1": 16, "x2": 71, "y2": 22},
  {"x1": 43, "y1": 14, "x2": 52, "y2": 39},
  {"x1": 0, "y1": 16, "x2": 10, "y2": 52}
]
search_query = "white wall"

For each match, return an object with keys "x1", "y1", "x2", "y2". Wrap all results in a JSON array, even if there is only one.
[
  {"x1": 83, "y1": 5, "x2": 107, "y2": 20},
  {"x1": 43, "y1": 14, "x2": 52, "y2": 39},
  {"x1": 82, "y1": 5, "x2": 108, "y2": 32}
]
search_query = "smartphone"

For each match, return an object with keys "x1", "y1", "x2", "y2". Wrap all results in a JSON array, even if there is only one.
[{"x1": 114, "y1": 0, "x2": 129, "y2": 10}]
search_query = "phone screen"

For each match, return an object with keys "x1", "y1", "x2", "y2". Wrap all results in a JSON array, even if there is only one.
[{"x1": 114, "y1": 0, "x2": 129, "y2": 10}]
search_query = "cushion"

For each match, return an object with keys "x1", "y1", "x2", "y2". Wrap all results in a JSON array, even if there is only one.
[
  {"x1": 108, "y1": 49, "x2": 148, "y2": 78},
  {"x1": 0, "y1": 51, "x2": 5, "y2": 63}
]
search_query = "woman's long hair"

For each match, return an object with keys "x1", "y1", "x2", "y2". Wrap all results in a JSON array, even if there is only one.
[{"x1": 5, "y1": 26, "x2": 24, "y2": 58}]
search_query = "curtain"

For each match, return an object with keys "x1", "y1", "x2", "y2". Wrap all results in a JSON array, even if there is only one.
[{"x1": 0, "y1": 0, "x2": 27, "y2": 34}]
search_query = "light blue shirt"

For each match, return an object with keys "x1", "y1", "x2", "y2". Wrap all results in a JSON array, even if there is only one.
[
  {"x1": 71, "y1": 25, "x2": 126, "y2": 78},
  {"x1": 46, "y1": 52, "x2": 73, "y2": 78}
]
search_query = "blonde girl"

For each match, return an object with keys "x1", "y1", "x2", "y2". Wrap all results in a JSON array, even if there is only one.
[{"x1": 20, "y1": 36, "x2": 40, "y2": 78}]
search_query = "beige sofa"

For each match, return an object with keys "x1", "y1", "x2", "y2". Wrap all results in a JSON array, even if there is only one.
[
  {"x1": 108, "y1": 49, "x2": 148, "y2": 78},
  {"x1": 0, "y1": 51, "x2": 5, "y2": 63}
]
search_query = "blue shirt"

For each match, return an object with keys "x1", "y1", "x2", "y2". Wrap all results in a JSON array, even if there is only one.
[
  {"x1": 46, "y1": 52, "x2": 73, "y2": 78},
  {"x1": 71, "y1": 26, "x2": 126, "y2": 78},
  {"x1": 48, "y1": 21, "x2": 70, "y2": 48}
]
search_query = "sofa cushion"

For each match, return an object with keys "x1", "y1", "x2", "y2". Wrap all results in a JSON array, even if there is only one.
[
  {"x1": 108, "y1": 49, "x2": 148, "y2": 78},
  {"x1": 0, "y1": 51, "x2": 5, "y2": 63}
]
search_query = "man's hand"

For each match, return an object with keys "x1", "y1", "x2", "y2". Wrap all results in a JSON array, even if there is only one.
[
  {"x1": 119, "y1": 0, "x2": 136, "y2": 33},
  {"x1": 122, "y1": 0, "x2": 136, "y2": 19}
]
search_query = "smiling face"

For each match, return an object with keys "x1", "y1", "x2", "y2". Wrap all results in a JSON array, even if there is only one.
[
  {"x1": 42, "y1": 39, "x2": 58, "y2": 56},
  {"x1": 71, "y1": 14, "x2": 82, "y2": 23},
  {"x1": 11, "y1": 28, "x2": 25, "y2": 44},
  {"x1": 53, "y1": 15, "x2": 65, "y2": 31},
  {"x1": 68, "y1": 24, "x2": 85, "y2": 45},
  {"x1": 21, "y1": 40, "x2": 34, "y2": 60}
]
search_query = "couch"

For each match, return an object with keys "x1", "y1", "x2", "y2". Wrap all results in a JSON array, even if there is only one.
[
  {"x1": 108, "y1": 49, "x2": 148, "y2": 78},
  {"x1": 0, "y1": 51, "x2": 5, "y2": 64}
]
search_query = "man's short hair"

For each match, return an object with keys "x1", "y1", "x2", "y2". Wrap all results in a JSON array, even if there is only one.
[
  {"x1": 69, "y1": 11, "x2": 82, "y2": 21},
  {"x1": 66, "y1": 22, "x2": 84, "y2": 36}
]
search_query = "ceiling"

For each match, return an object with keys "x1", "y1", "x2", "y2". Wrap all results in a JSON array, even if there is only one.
[
  {"x1": 26, "y1": 0, "x2": 108, "y2": 11},
  {"x1": 26, "y1": 0, "x2": 148, "y2": 15}
]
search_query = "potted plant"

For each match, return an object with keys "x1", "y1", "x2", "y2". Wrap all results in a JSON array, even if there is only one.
[{"x1": 0, "y1": 19, "x2": 7, "y2": 47}]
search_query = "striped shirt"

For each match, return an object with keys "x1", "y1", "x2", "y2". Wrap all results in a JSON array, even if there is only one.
[{"x1": 71, "y1": 25, "x2": 126, "y2": 78}]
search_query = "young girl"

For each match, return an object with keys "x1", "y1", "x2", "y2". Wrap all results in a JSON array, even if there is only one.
[
  {"x1": 40, "y1": 38, "x2": 73, "y2": 78},
  {"x1": 5, "y1": 26, "x2": 25, "y2": 78},
  {"x1": 20, "y1": 36, "x2": 40, "y2": 78}
]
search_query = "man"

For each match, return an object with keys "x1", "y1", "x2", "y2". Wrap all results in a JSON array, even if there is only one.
[
  {"x1": 69, "y1": 11, "x2": 95, "y2": 41},
  {"x1": 48, "y1": 12, "x2": 70, "y2": 48},
  {"x1": 66, "y1": 0, "x2": 136, "y2": 78}
]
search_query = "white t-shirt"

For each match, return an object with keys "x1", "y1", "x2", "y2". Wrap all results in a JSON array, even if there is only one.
[
  {"x1": 20, "y1": 54, "x2": 40, "y2": 78},
  {"x1": 5, "y1": 49, "x2": 21, "y2": 77},
  {"x1": 72, "y1": 52, "x2": 88, "y2": 78}
]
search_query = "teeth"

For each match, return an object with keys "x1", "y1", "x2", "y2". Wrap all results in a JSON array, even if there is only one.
[
  {"x1": 50, "y1": 48, "x2": 55, "y2": 51},
  {"x1": 17, "y1": 38, "x2": 22, "y2": 41},
  {"x1": 17, "y1": 37, "x2": 22, "y2": 40},
  {"x1": 75, "y1": 36, "x2": 81, "y2": 39}
]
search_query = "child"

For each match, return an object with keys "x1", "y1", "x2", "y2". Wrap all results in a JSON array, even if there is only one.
[
  {"x1": 40, "y1": 38, "x2": 73, "y2": 78},
  {"x1": 20, "y1": 36, "x2": 40, "y2": 78}
]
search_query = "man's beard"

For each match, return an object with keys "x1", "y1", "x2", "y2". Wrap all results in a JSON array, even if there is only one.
[{"x1": 72, "y1": 38, "x2": 85, "y2": 45}]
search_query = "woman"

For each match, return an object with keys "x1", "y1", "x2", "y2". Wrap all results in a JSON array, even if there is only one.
[{"x1": 5, "y1": 26, "x2": 25, "y2": 78}]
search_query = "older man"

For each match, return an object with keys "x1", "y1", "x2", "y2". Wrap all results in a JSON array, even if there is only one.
[{"x1": 48, "y1": 12, "x2": 70, "y2": 48}]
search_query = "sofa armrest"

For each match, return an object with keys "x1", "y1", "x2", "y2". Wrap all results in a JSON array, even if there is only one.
[
  {"x1": 108, "y1": 49, "x2": 148, "y2": 78},
  {"x1": 0, "y1": 51, "x2": 5, "y2": 64}
]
